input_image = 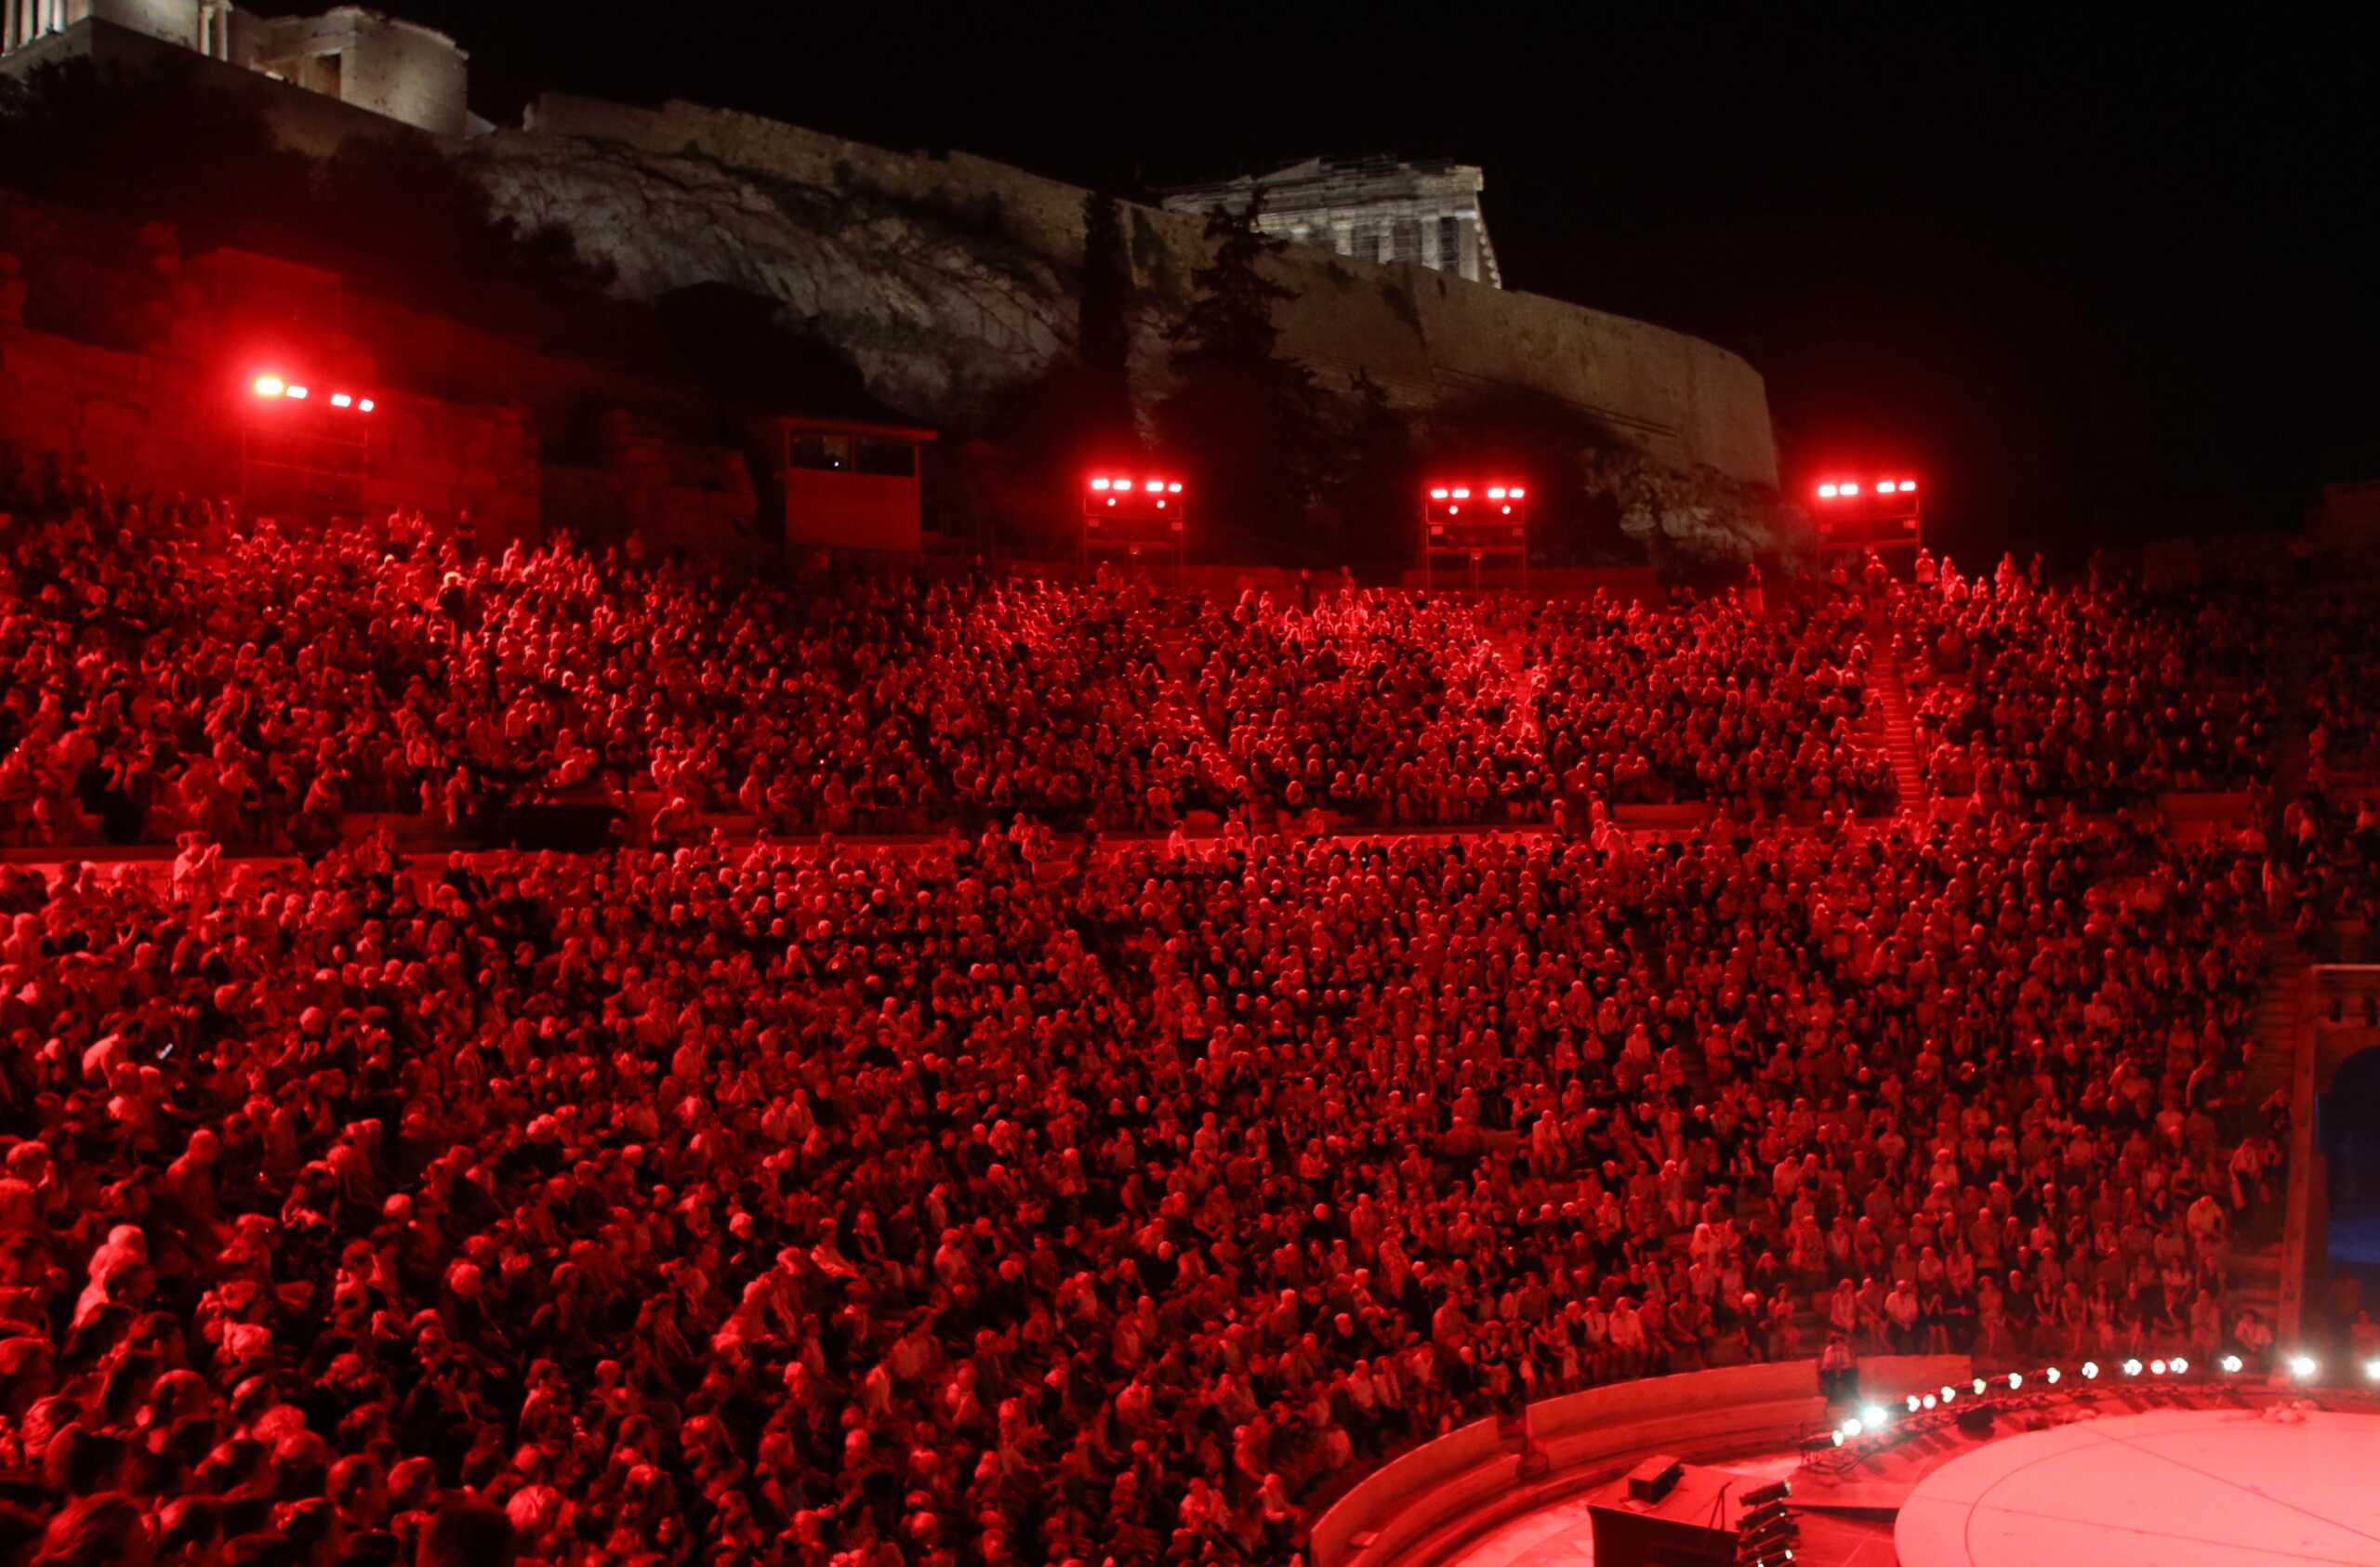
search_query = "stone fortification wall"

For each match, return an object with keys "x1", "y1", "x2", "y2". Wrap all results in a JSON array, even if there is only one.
[{"x1": 475, "y1": 94, "x2": 1778, "y2": 488}]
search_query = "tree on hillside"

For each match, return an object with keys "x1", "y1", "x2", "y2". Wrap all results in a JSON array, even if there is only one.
[
  {"x1": 1159, "y1": 191, "x2": 1327, "y2": 558},
  {"x1": 1315, "y1": 369, "x2": 1420, "y2": 565},
  {"x1": 1076, "y1": 191, "x2": 1135, "y2": 457}
]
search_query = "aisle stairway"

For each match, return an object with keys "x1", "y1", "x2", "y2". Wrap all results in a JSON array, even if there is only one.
[
  {"x1": 2229, "y1": 945, "x2": 2307, "y2": 1343},
  {"x1": 1869, "y1": 655, "x2": 1930, "y2": 821}
]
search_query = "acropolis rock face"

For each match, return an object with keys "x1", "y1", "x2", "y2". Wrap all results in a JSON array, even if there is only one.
[{"x1": 464, "y1": 94, "x2": 1779, "y2": 490}]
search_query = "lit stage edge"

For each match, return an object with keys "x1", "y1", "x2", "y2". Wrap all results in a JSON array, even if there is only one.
[{"x1": 1893, "y1": 1406, "x2": 2380, "y2": 1567}]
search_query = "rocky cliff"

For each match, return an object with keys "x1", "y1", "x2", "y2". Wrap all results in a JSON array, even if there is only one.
[
  {"x1": 464, "y1": 125, "x2": 1079, "y2": 419},
  {"x1": 462, "y1": 94, "x2": 1780, "y2": 491}
]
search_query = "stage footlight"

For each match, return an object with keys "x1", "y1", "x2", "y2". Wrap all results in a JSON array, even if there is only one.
[
  {"x1": 1907, "y1": 1394, "x2": 1922, "y2": 1412},
  {"x1": 2149, "y1": 1360, "x2": 2166, "y2": 1376},
  {"x1": 2289, "y1": 1354, "x2": 2319, "y2": 1379},
  {"x1": 2082, "y1": 1362, "x2": 2099, "y2": 1379},
  {"x1": 2364, "y1": 1359, "x2": 2380, "y2": 1382},
  {"x1": 2219, "y1": 1355, "x2": 2243, "y2": 1374},
  {"x1": 2045, "y1": 1367, "x2": 2062, "y2": 1385},
  {"x1": 1939, "y1": 1385, "x2": 1956, "y2": 1403},
  {"x1": 1841, "y1": 1417, "x2": 1864, "y2": 1438},
  {"x1": 2122, "y1": 1359, "x2": 2142, "y2": 1377},
  {"x1": 1972, "y1": 1378, "x2": 1987, "y2": 1395},
  {"x1": 1742, "y1": 1480, "x2": 1792, "y2": 1507},
  {"x1": 1858, "y1": 1404, "x2": 1887, "y2": 1429},
  {"x1": 2169, "y1": 1357, "x2": 2188, "y2": 1375},
  {"x1": 1922, "y1": 1394, "x2": 1937, "y2": 1410},
  {"x1": 2006, "y1": 1373, "x2": 2023, "y2": 1389}
]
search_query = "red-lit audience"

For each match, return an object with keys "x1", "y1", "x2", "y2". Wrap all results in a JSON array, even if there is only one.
[
  {"x1": 2, "y1": 480, "x2": 1902, "y2": 854},
  {"x1": 0, "y1": 808, "x2": 2285, "y2": 1563},
  {"x1": 1515, "y1": 590, "x2": 1895, "y2": 819},
  {"x1": 0, "y1": 462, "x2": 2333, "y2": 1565},
  {"x1": 1891, "y1": 551, "x2": 2277, "y2": 810}
]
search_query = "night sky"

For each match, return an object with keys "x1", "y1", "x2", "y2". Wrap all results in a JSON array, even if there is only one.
[{"x1": 385, "y1": 2, "x2": 2375, "y2": 558}]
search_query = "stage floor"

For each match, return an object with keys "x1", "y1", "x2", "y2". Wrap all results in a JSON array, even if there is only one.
[{"x1": 1894, "y1": 1406, "x2": 2380, "y2": 1566}]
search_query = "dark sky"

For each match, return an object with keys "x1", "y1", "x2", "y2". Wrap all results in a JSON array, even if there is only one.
[{"x1": 393, "y1": 1, "x2": 2376, "y2": 556}]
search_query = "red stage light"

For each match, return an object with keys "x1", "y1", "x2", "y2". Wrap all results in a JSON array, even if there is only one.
[{"x1": 253, "y1": 375, "x2": 286, "y2": 398}]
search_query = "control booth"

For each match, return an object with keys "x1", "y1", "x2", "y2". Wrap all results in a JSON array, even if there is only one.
[
  {"x1": 1082, "y1": 469, "x2": 1186, "y2": 570},
  {"x1": 1812, "y1": 473, "x2": 1922, "y2": 553},
  {"x1": 1421, "y1": 478, "x2": 1527, "y2": 588}
]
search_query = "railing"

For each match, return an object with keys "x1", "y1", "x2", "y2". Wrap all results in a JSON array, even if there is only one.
[{"x1": 1309, "y1": 1353, "x2": 1968, "y2": 1567}]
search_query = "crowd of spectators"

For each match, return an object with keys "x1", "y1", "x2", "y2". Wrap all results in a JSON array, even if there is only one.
[
  {"x1": 0, "y1": 459, "x2": 2350, "y2": 1565},
  {"x1": 0, "y1": 803, "x2": 2292, "y2": 1563},
  {"x1": 1515, "y1": 591, "x2": 1895, "y2": 818},
  {"x1": 3, "y1": 475, "x2": 1902, "y2": 855},
  {"x1": 1889, "y1": 550, "x2": 2278, "y2": 810}
]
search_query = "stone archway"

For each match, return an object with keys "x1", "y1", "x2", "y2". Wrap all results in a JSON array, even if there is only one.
[{"x1": 2316, "y1": 1044, "x2": 2380, "y2": 1344}]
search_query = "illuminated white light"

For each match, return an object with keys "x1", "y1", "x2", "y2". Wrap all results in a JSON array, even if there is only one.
[
  {"x1": 1501, "y1": 505, "x2": 1512, "y2": 514},
  {"x1": 1858, "y1": 1404, "x2": 1887, "y2": 1429},
  {"x1": 1430, "y1": 488, "x2": 1449, "y2": 499},
  {"x1": 253, "y1": 375, "x2": 285, "y2": 398},
  {"x1": 2122, "y1": 1360, "x2": 2142, "y2": 1377},
  {"x1": 2082, "y1": 1362, "x2": 2099, "y2": 1380},
  {"x1": 1906, "y1": 1395, "x2": 1922, "y2": 1413},
  {"x1": 1167, "y1": 481, "x2": 1182, "y2": 493},
  {"x1": 1841, "y1": 1417, "x2": 1864, "y2": 1438},
  {"x1": 1488, "y1": 486, "x2": 1507, "y2": 499},
  {"x1": 358, "y1": 399, "x2": 375, "y2": 413},
  {"x1": 1922, "y1": 1394, "x2": 1937, "y2": 1410},
  {"x1": 1830, "y1": 1429, "x2": 1845, "y2": 1446},
  {"x1": 2045, "y1": 1367, "x2": 2062, "y2": 1384},
  {"x1": 1817, "y1": 484, "x2": 1838, "y2": 498},
  {"x1": 2364, "y1": 1359, "x2": 2380, "y2": 1381},
  {"x1": 1450, "y1": 487, "x2": 1470, "y2": 499},
  {"x1": 1156, "y1": 499, "x2": 1167, "y2": 508},
  {"x1": 1973, "y1": 1379, "x2": 1987, "y2": 1395},
  {"x1": 330, "y1": 392, "x2": 352, "y2": 408},
  {"x1": 1106, "y1": 497, "x2": 1117, "y2": 507},
  {"x1": 1140, "y1": 480, "x2": 1160, "y2": 492},
  {"x1": 1840, "y1": 481, "x2": 1858, "y2": 494},
  {"x1": 1448, "y1": 506, "x2": 1460, "y2": 515},
  {"x1": 2149, "y1": 1360, "x2": 2166, "y2": 1376},
  {"x1": 2218, "y1": 1355, "x2": 2242, "y2": 1375},
  {"x1": 1899, "y1": 481, "x2": 1917, "y2": 492},
  {"x1": 1091, "y1": 478, "x2": 1111, "y2": 490},
  {"x1": 2169, "y1": 1357, "x2": 2188, "y2": 1375},
  {"x1": 1509, "y1": 487, "x2": 1525, "y2": 498},
  {"x1": 2290, "y1": 1354, "x2": 2319, "y2": 1379},
  {"x1": 2007, "y1": 1373, "x2": 2023, "y2": 1390},
  {"x1": 286, "y1": 385, "x2": 309, "y2": 400}
]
